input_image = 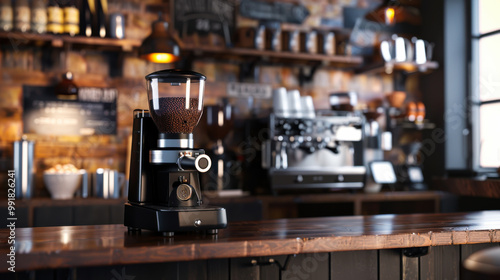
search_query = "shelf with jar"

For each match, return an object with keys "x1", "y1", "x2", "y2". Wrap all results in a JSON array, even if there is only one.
[
  {"x1": 356, "y1": 60, "x2": 439, "y2": 75},
  {"x1": 0, "y1": 31, "x2": 141, "y2": 51},
  {"x1": 355, "y1": 35, "x2": 439, "y2": 75}
]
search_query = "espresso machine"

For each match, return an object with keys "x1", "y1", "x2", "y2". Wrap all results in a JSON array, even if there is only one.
[
  {"x1": 124, "y1": 69, "x2": 227, "y2": 236},
  {"x1": 263, "y1": 112, "x2": 366, "y2": 192}
]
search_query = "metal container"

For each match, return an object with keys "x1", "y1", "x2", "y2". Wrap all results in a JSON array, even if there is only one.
[
  {"x1": 92, "y1": 168, "x2": 124, "y2": 199},
  {"x1": 13, "y1": 138, "x2": 35, "y2": 199},
  {"x1": 109, "y1": 13, "x2": 125, "y2": 39}
]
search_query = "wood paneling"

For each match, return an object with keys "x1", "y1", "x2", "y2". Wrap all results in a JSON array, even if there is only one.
[
  {"x1": 33, "y1": 206, "x2": 72, "y2": 227},
  {"x1": 461, "y1": 243, "x2": 500, "y2": 262},
  {"x1": 230, "y1": 258, "x2": 260, "y2": 280},
  {"x1": 402, "y1": 254, "x2": 419, "y2": 280},
  {"x1": 420, "y1": 245, "x2": 460, "y2": 280},
  {"x1": 207, "y1": 259, "x2": 229, "y2": 280},
  {"x1": 331, "y1": 250, "x2": 377, "y2": 280},
  {"x1": 3, "y1": 244, "x2": 500, "y2": 279},
  {"x1": 379, "y1": 249, "x2": 401, "y2": 280}
]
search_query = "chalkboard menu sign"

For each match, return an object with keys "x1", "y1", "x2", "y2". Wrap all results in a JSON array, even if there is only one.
[
  {"x1": 239, "y1": 0, "x2": 309, "y2": 24},
  {"x1": 23, "y1": 86, "x2": 117, "y2": 136},
  {"x1": 173, "y1": 0, "x2": 235, "y2": 45}
]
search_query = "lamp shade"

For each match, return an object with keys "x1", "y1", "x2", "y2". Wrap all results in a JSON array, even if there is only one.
[
  {"x1": 365, "y1": 0, "x2": 421, "y2": 27},
  {"x1": 139, "y1": 16, "x2": 180, "y2": 63}
]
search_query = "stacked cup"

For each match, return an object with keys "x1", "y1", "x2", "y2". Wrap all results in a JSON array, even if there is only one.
[{"x1": 272, "y1": 87, "x2": 315, "y2": 119}]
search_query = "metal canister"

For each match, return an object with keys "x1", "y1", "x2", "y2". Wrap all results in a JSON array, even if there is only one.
[{"x1": 13, "y1": 138, "x2": 35, "y2": 199}]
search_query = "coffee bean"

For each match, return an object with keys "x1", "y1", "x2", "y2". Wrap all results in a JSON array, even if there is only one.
[{"x1": 149, "y1": 97, "x2": 202, "y2": 134}]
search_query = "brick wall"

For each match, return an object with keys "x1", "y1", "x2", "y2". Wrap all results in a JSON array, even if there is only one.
[{"x1": 0, "y1": 0, "x2": 422, "y2": 197}]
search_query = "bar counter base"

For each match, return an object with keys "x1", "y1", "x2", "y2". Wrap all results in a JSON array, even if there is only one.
[
  {"x1": 2, "y1": 244, "x2": 498, "y2": 280},
  {"x1": 3, "y1": 211, "x2": 500, "y2": 279}
]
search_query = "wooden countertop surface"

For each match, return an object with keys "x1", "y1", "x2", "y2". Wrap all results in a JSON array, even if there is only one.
[{"x1": 2, "y1": 211, "x2": 500, "y2": 272}]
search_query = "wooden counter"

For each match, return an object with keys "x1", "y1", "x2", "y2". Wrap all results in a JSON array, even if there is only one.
[
  {"x1": 2, "y1": 211, "x2": 500, "y2": 274},
  {"x1": 433, "y1": 177, "x2": 500, "y2": 198}
]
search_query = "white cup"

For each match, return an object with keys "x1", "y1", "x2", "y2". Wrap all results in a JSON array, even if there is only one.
[
  {"x1": 272, "y1": 87, "x2": 290, "y2": 118},
  {"x1": 301, "y1": 96, "x2": 315, "y2": 119},
  {"x1": 287, "y1": 89, "x2": 302, "y2": 118}
]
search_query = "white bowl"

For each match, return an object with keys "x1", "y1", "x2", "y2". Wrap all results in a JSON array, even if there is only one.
[{"x1": 43, "y1": 171, "x2": 83, "y2": 199}]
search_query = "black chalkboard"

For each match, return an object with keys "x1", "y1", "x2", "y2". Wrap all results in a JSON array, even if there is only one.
[
  {"x1": 173, "y1": 0, "x2": 235, "y2": 46},
  {"x1": 22, "y1": 86, "x2": 117, "y2": 136},
  {"x1": 239, "y1": 0, "x2": 309, "y2": 24}
]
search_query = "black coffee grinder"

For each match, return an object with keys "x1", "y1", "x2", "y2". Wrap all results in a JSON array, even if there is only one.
[{"x1": 124, "y1": 69, "x2": 227, "y2": 236}]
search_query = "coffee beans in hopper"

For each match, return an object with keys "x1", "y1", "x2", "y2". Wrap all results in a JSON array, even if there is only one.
[{"x1": 149, "y1": 97, "x2": 202, "y2": 134}]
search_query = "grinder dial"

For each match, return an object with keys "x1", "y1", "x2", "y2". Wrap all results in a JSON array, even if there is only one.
[{"x1": 176, "y1": 184, "x2": 193, "y2": 201}]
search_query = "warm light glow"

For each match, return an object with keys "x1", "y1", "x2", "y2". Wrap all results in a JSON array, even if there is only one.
[
  {"x1": 385, "y1": 7, "x2": 395, "y2": 25},
  {"x1": 60, "y1": 227, "x2": 72, "y2": 245},
  {"x1": 142, "y1": 53, "x2": 179, "y2": 63},
  {"x1": 218, "y1": 110, "x2": 224, "y2": 127}
]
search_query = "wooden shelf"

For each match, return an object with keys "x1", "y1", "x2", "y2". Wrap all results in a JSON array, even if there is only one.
[
  {"x1": 0, "y1": 31, "x2": 364, "y2": 68},
  {"x1": 396, "y1": 119, "x2": 436, "y2": 130},
  {"x1": 181, "y1": 44, "x2": 364, "y2": 68},
  {"x1": 0, "y1": 31, "x2": 141, "y2": 51},
  {"x1": 357, "y1": 60, "x2": 439, "y2": 75}
]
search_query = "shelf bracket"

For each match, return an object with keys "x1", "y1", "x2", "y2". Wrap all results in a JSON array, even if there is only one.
[
  {"x1": 403, "y1": 247, "x2": 429, "y2": 258},
  {"x1": 250, "y1": 254, "x2": 295, "y2": 271}
]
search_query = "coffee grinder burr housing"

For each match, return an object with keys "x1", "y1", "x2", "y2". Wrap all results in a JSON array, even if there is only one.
[{"x1": 124, "y1": 69, "x2": 227, "y2": 236}]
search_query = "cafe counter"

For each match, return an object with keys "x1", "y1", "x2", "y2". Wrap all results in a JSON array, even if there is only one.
[{"x1": 2, "y1": 211, "x2": 500, "y2": 279}]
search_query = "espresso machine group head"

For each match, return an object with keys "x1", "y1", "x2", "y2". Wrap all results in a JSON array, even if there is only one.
[{"x1": 124, "y1": 69, "x2": 227, "y2": 236}]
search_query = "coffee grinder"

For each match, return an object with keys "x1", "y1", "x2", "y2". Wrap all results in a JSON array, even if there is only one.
[{"x1": 124, "y1": 69, "x2": 227, "y2": 236}]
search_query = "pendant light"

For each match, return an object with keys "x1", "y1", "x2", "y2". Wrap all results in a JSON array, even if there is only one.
[{"x1": 139, "y1": 13, "x2": 180, "y2": 63}]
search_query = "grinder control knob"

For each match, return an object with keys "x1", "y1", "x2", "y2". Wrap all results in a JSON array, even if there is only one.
[
  {"x1": 195, "y1": 154, "x2": 211, "y2": 173},
  {"x1": 176, "y1": 184, "x2": 193, "y2": 201}
]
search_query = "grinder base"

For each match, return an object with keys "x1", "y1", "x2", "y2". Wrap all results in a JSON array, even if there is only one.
[{"x1": 124, "y1": 202, "x2": 227, "y2": 235}]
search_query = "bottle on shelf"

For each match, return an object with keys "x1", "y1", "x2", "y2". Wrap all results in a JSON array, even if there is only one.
[
  {"x1": 0, "y1": 0, "x2": 13, "y2": 32},
  {"x1": 89, "y1": 0, "x2": 107, "y2": 38},
  {"x1": 55, "y1": 72, "x2": 78, "y2": 100},
  {"x1": 14, "y1": 0, "x2": 30, "y2": 33},
  {"x1": 80, "y1": 0, "x2": 93, "y2": 37},
  {"x1": 31, "y1": 0, "x2": 47, "y2": 34},
  {"x1": 47, "y1": 0, "x2": 63, "y2": 34},
  {"x1": 94, "y1": 0, "x2": 107, "y2": 38},
  {"x1": 63, "y1": 0, "x2": 79, "y2": 36}
]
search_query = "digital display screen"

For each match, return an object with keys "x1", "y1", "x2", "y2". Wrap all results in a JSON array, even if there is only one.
[
  {"x1": 370, "y1": 161, "x2": 397, "y2": 184},
  {"x1": 408, "y1": 166, "x2": 424, "y2": 183}
]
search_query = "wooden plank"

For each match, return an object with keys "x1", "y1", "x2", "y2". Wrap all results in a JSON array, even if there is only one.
[
  {"x1": 230, "y1": 258, "x2": 260, "y2": 280},
  {"x1": 259, "y1": 256, "x2": 282, "y2": 280},
  {"x1": 110, "y1": 204, "x2": 125, "y2": 224},
  {"x1": 461, "y1": 243, "x2": 500, "y2": 262},
  {"x1": 76, "y1": 263, "x2": 178, "y2": 280},
  {"x1": 207, "y1": 259, "x2": 229, "y2": 280},
  {"x1": 281, "y1": 253, "x2": 329, "y2": 280},
  {"x1": 331, "y1": 250, "x2": 377, "y2": 280},
  {"x1": 73, "y1": 205, "x2": 110, "y2": 225},
  {"x1": 402, "y1": 254, "x2": 418, "y2": 280},
  {"x1": 179, "y1": 260, "x2": 207, "y2": 280},
  {"x1": 33, "y1": 206, "x2": 73, "y2": 227},
  {"x1": 379, "y1": 249, "x2": 401, "y2": 280},
  {"x1": 419, "y1": 245, "x2": 460, "y2": 280}
]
